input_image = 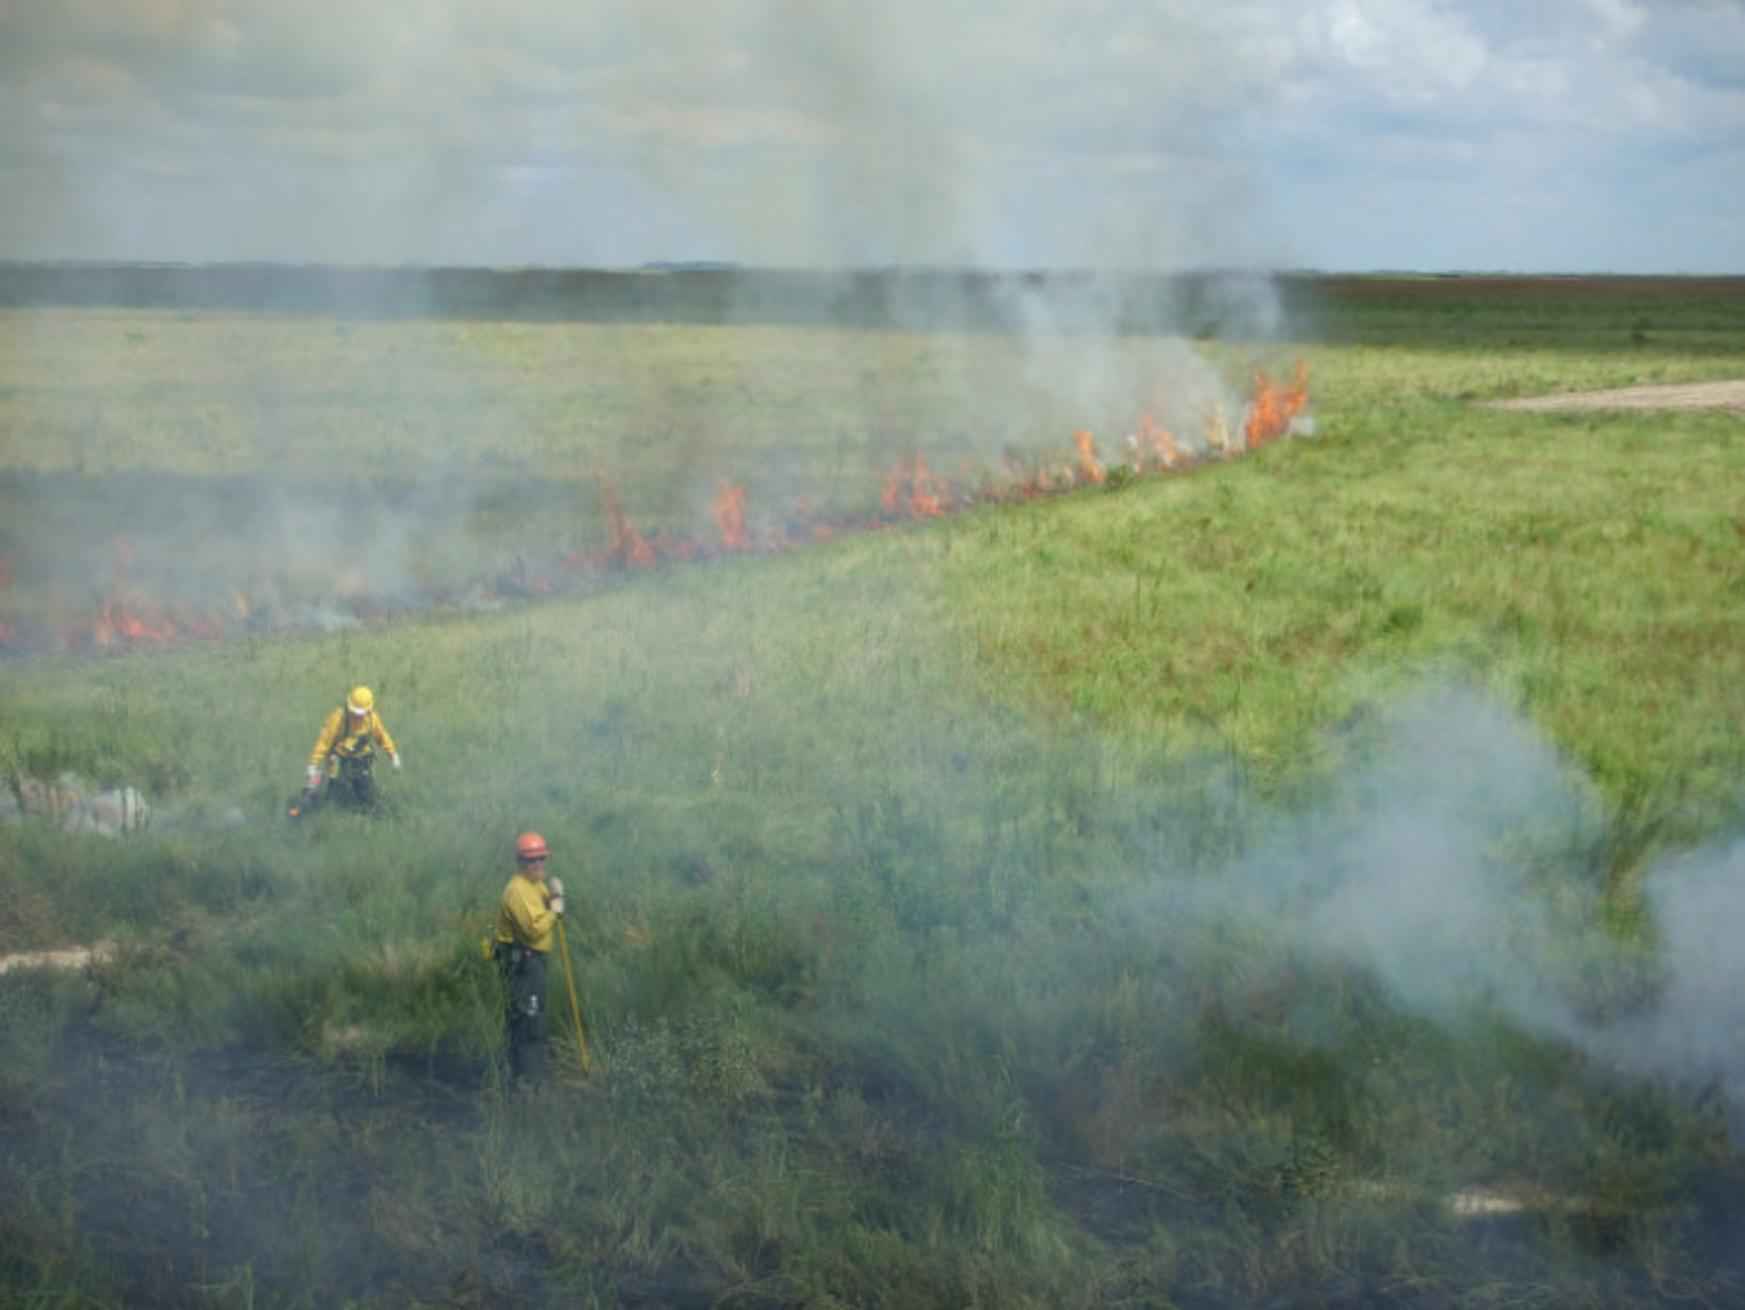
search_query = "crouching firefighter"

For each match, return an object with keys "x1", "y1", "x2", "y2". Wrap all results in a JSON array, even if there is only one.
[
  {"x1": 297, "y1": 685, "x2": 400, "y2": 816},
  {"x1": 494, "y1": 832, "x2": 566, "y2": 1084}
]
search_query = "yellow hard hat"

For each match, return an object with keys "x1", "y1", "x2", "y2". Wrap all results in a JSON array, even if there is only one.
[{"x1": 346, "y1": 685, "x2": 375, "y2": 715}]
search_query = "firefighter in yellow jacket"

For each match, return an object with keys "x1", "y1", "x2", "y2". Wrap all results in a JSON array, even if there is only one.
[
  {"x1": 302, "y1": 685, "x2": 400, "y2": 814},
  {"x1": 495, "y1": 831, "x2": 565, "y2": 1083}
]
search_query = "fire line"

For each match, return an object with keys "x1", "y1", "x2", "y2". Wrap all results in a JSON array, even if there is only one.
[{"x1": 0, "y1": 365, "x2": 1310, "y2": 657}]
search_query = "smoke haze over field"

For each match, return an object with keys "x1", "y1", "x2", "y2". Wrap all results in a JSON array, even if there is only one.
[
  {"x1": 1, "y1": 0, "x2": 1742, "y2": 271},
  {"x1": 1, "y1": 0, "x2": 1737, "y2": 1144},
  {"x1": 8, "y1": 6, "x2": 1745, "y2": 1303},
  {"x1": 1125, "y1": 686, "x2": 1741, "y2": 1091},
  {"x1": 1628, "y1": 845, "x2": 1745, "y2": 1099},
  {"x1": 0, "y1": 0, "x2": 1320, "y2": 634}
]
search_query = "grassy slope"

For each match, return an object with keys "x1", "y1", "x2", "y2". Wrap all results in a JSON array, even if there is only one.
[
  {"x1": 954, "y1": 354, "x2": 1745, "y2": 815},
  {"x1": 2, "y1": 279, "x2": 1744, "y2": 1307}
]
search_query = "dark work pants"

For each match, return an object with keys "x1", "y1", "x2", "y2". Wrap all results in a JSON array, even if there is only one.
[
  {"x1": 304, "y1": 758, "x2": 376, "y2": 814},
  {"x1": 495, "y1": 944, "x2": 549, "y2": 1083},
  {"x1": 330, "y1": 758, "x2": 377, "y2": 811}
]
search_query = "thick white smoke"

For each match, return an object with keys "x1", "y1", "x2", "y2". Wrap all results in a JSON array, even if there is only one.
[
  {"x1": 1140, "y1": 685, "x2": 1745, "y2": 1124},
  {"x1": 1625, "y1": 845, "x2": 1745, "y2": 1105}
]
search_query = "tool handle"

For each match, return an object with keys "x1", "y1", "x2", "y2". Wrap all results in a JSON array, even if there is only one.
[{"x1": 555, "y1": 918, "x2": 591, "y2": 1075}]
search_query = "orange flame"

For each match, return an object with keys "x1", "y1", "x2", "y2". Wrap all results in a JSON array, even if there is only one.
[
  {"x1": 84, "y1": 539, "x2": 190, "y2": 647},
  {"x1": 94, "y1": 596, "x2": 177, "y2": 647},
  {"x1": 1245, "y1": 360, "x2": 1310, "y2": 450},
  {"x1": 597, "y1": 477, "x2": 656, "y2": 569},
  {"x1": 1, "y1": 360, "x2": 1310, "y2": 657},
  {"x1": 713, "y1": 481, "x2": 748, "y2": 551},
  {"x1": 909, "y1": 456, "x2": 945, "y2": 517},
  {"x1": 882, "y1": 456, "x2": 948, "y2": 518},
  {"x1": 1073, "y1": 430, "x2": 1105, "y2": 484},
  {"x1": 1135, "y1": 414, "x2": 1184, "y2": 470}
]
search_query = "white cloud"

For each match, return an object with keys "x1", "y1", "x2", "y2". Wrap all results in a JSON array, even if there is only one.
[
  {"x1": 0, "y1": 0, "x2": 1739, "y2": 269},
  {"x1": 1308, "y1": 0, "x2": 1489, "y2": 92},
  {"x1": 1581, "y1": 0, "x2": 1647, "y2": 39}
]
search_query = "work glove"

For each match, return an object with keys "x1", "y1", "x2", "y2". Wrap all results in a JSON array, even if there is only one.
[
  {"x1": 550, "y1": 896, "x2": 566, "y2": 917},
  {"x1": 305, "y1": 763, "x2": 322, "y2": 789},
  {"x1": 390, "y1": 751, "x2": 401, "y2": 771},
  {"x1": 548, "y1": 877, "x2": 565, "y2": 898}
]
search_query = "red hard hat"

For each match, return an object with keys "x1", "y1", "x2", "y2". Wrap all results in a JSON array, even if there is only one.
[{"x1": 515, "y1": 832, "x2": 549, "y2": 862}]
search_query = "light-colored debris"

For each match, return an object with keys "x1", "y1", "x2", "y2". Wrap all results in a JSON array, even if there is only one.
[
  {"x1": 1347, "y1": 1177, "x2": 1603, "y2": 1219},
  {"x1": 318, "y1": 1022, "x2": 385, "y2": 1055},
  {"x1": 1204, "y1": 404, "x2": 1235, "y2": 457},
  {"x1": 0, "y1": 940, "x2": 117, "y2": 976},
  {"x1": 1488, "y1": 379, "x2": 1745, "y2": 413},
  {"x1": 6, "y1": 773, "x2": 151, "y2": 837},
  {"x1": 1446, "y1": 1186, "x2": 1534, "y2": 1216},
  {"x1": 83, "y1": 786, "x2": 152, "y2": 835}
]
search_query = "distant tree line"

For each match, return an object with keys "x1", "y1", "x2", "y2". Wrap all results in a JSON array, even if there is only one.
[{"x1": 0, "y1": 262, "x2": 1317, "y2": 337}]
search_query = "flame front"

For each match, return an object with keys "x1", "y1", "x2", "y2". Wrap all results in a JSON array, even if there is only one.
[
  {"x1": 1135, "y1": 414, "x2": 1184, "y2": 470},
  {"x1": 713, "y1": 481, "x2": 748, "y2": 551},
  {"x1": 1073, "y1": 431, "x2": 1105, "y2": 484},
  {"x1": 597, "y1": 476, "x2": 656, "y2": 569},
  {"x1": 1245, "y1": 360, "x2": 1310, "y2": 449},
  {"x1": 0, "y1": 360, "x2": 1309, "y2": 657},
  {"x1": 94, "y1": 598, "x2": 174, "y2": 647},
  {"x1": 882, "y1": 456, "x2": 948, "y2": 518}
]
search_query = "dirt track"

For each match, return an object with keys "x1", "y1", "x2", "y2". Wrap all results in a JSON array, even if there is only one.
[{"x1": 1490, "y1": 380, "x2": 1745, "y2": 413}]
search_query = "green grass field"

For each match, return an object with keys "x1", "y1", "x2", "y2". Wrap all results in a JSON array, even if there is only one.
[{"x1": 2, "y1": 276, "x2": 1744, "y2": 1307}]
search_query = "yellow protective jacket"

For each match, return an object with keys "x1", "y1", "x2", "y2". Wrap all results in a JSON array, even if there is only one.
[
  {"x1": 308, "y1": 707, "x2": 398, "y2": 770},
  {"x1": 496, "y1": 873, "x2": 560, "y2": 954}
]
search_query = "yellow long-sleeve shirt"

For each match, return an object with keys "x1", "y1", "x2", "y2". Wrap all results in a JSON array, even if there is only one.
[
  {"x1": 496, "y1": 873, "x2": 559, "y2": 954},
  {"x1": 308, "y1": 707, "x2": 398, "y2": 769}
]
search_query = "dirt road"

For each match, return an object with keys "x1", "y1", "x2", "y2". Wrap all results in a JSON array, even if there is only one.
[{"x1": 1490, "y1": 380, "x2": 1745, "y2": 413}]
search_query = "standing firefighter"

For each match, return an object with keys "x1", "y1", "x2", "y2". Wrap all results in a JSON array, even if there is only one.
[
  {"x1": 300, "y1": 685, "x2": 400, "y2": 815},
  {"x1": 494, "y1": 832, "x2": 566, "y2": 1084}
]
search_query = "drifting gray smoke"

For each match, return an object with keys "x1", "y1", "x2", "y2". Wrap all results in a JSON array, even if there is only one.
[
  {"x1": 0, "y1": 0, "x2": 1305, "y2": 646},
  {"x1": 1117, "y1": 685, "x2": 1745, "y2": 1132},
  {"x1": 0, "y1": 0, "x2": 1289, "y2": 272},
  {"x1": 602, "y1": 0, "x2": 1289, "y2": 454},
  {"x1": 3, "y1": 12, "x2": 1730, "y2": 1085},
  {"x1": 6, "y1": 7, "x2": 1745, "y2": 1306},
  {"x1": 1621, "y1": 845, "x2": 1745, "y2": 1130}
]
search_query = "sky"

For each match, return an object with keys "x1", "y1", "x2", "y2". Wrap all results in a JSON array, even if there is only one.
[{"x1": 0, "y1": 0, "x2": 1742, "y2": 272}]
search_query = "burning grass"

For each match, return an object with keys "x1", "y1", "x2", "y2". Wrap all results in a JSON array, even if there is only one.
[{"x1": 0, "y1": 366, "x2": 1313, "y2": 658}]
